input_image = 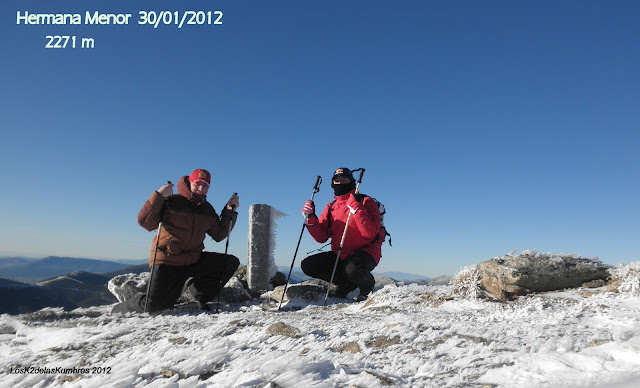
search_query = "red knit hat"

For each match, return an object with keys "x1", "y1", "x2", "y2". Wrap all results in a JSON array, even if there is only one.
[{"x1": 188, "y1": 169, "x2": 211, "y2": 186}]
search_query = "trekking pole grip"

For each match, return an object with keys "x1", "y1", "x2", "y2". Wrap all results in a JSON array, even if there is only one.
[
  {"x1": 231, "y1": 192, "x2": 238, "y2": 210},
  {"x1": 313, "y1": 176, "x2": 322, "y2": 192}
]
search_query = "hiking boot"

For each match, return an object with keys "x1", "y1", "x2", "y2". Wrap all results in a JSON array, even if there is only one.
[
  {"x1": 178, "y1": 285, "x2": 194, "y2": 303},
  {"x1": 182, "y1": 283, "x2": 211, "y2": 306},
  {"x1": 177, "y1": 278, "x2": 196, "y2": 303},
  {"x1": 335, "y1": 281, "x2": 357, "y2": 299},
  {"x1": 355, "y1": 293, "x2": 369, "y2": 302},
  {"x1": 335, "y1": 287, "x2": 351, "y2": 299}
]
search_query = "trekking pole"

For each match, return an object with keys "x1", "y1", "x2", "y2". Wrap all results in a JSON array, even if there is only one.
[
  {"x1": 323, "y1": 169, "x2": 365, "y2": 307},
  {"x1": 225, "y1": 193, "x2": 238, "y2": 255},
  {"x1": 144, "y1": 181, "x2": 172, "y2": 313},
  {"x1": 278, "y1": 176, "x2": 322, "y2": 311},
  {"x1": 216, "y1": 192, "x2": 237, "y2": 313}
]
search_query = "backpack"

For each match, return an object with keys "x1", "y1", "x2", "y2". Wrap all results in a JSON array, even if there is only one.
[{"x1": 327, "y1": 193, "x2": 392, "y2": 247}]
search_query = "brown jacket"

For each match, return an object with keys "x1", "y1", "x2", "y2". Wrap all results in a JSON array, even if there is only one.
[{"x1": 138, "y1": 176, "x2": 237, "y2": 267}]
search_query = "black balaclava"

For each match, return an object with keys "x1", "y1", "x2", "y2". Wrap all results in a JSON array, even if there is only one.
[
  {"x1": 331, "y1": 167, "x2": 356, "y2": 196},
  {"x1": 332, "y1": 182, "x2": 355, "y2": 196}
]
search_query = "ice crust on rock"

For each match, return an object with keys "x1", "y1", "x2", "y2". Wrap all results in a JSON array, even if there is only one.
[{"x1": 462, "y1": 250, "x2": 611, "y2": 301}]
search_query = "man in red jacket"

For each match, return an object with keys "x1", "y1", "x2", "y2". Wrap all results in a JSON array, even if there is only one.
[{"x1": 300, "y1": 167, "x2": 384, "y2": 301}]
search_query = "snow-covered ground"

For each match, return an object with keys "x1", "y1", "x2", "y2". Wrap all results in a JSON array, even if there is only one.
[{"x1": 1, "y1": 272, "x2": 640, "y2": 388}]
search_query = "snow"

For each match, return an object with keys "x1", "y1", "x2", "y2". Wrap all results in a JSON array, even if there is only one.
[
  {"x1": 493, "y1": 249, "x2": 602, "y2": 265},
  {"x1": 1, "y1": 264, "x2": 640, "y2": 388},
  {"x1": 610, "y1": 262, "x2": 640, "y2": 296},
  {"x1": 37, "y1": 275, "x2": 84, "y2": 286}
]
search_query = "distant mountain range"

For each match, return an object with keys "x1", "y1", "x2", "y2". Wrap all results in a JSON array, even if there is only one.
[
  {"x1": 0, "y1": 256, "x2": 34, "y2": 269},
  {"x1": 0, "y1": 271, "x2": 115, "y2": 315},
  {"x1": 2, "y1": 257, "x2": 433, "y2": 284},
  {"x1": 0, "y1": 256, "x2": 145, "y2": 283},
  {"x1": 380, "y1": 271, "x2": 431, "y2": 282},
  {"x1": 0, "y1": 269, "x2": 142, "y2": 315},
  {"x1": 0, "y1": 257, "x2": 438, "y2": 315},
  {"x1": 0, "y1": 257, "x2": 148, "y2": 314}
]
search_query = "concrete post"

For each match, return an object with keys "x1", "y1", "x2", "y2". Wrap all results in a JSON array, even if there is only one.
[{"x1": 247, "y1": 204, "x2": 285, "y2": 292}]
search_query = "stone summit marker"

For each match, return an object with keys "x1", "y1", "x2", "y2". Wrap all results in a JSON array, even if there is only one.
[{"x1": 247, "y1": 204, "x2": 285, "y2": 293}]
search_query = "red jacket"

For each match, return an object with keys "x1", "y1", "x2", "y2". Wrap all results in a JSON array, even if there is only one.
[{"x1": 306, "y1": 189, "x2": 383, "y2": 264}]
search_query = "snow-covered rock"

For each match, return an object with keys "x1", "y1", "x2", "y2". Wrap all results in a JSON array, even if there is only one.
[
  {"x1": 475, "y1": 250, "x2": 611, "y2": 301},
  {"x1": 271, "y1": 283, "x2": 326, "y2": 303},
  {"x1": 451, "y1": 265, "x2": 483, "y2": 299},
  {"x1": 107, "y1": 272, "x2": 149, "y2": 303},
  {"x1": 608, "y1": 261, "x2": 640, "y2": 296},
  {"x1": 373, "y1": 274, "x2": 397, "y2": 289}
]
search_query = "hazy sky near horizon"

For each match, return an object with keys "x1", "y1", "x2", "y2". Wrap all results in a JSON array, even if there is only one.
[{"x1": 1, "y1": 0, "x2": 638, "y2": 276}]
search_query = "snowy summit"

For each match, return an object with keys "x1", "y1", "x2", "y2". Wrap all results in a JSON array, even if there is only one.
[{"x1": 1, "y1": 261, "x2": 640, "y2": 388}]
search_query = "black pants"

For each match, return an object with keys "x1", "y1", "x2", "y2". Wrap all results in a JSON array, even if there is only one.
[
  {"x1": 112, "y1": 252, "x2": 239, "y2": 313},
  {"x1": 301, "y1": 251, "x2": 377, "y2": 296}
]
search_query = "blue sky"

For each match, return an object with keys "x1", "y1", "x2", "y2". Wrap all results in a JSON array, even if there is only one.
[{"x1": 1, "y1": 1, "x2": 638, "y2": 276}]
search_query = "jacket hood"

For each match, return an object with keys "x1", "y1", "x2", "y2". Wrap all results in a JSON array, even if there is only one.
[{"x1": 177, "y1": 176, "x2": 206, "y2": 203}]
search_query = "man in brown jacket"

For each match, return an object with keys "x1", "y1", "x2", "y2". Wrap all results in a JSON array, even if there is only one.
[{"x1": 112, "y1": 168, "x2": 240, "y2": 313}]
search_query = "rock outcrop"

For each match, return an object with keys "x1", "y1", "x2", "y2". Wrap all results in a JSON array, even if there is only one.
[{"x1": 475, "y1": 250, "x2": 611, "y2": 301}]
